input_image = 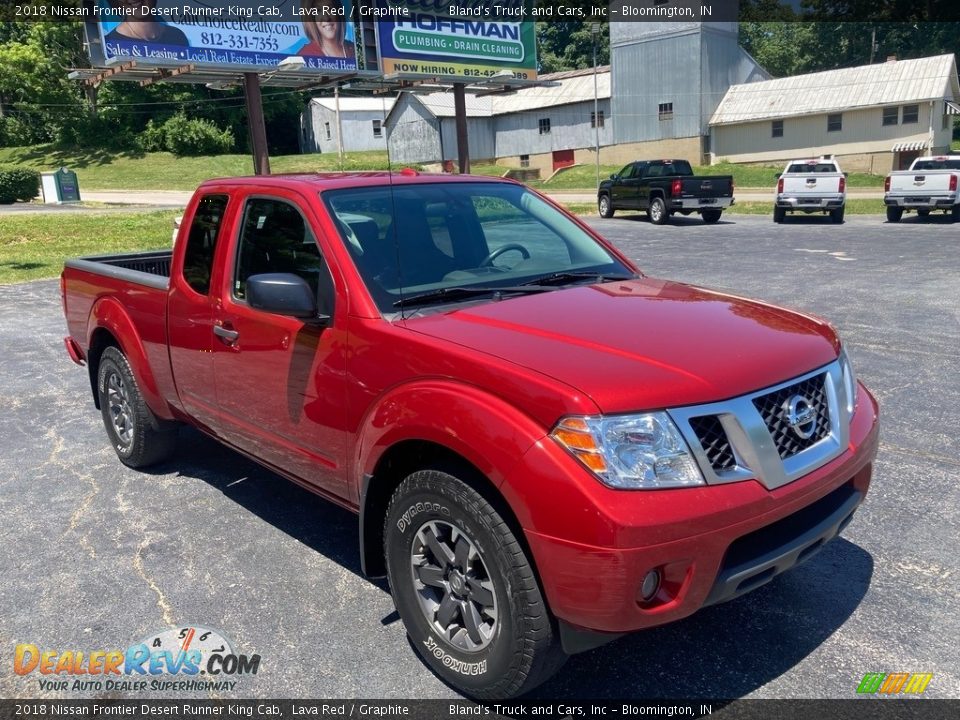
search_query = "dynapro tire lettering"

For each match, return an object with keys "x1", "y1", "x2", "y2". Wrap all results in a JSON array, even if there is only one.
[
  {"x1": 423, "y1": 637, "x2": 487, "y2": 676},
  {"x1": 396, "y1": 502, "x2": 449, "y2": 532}
]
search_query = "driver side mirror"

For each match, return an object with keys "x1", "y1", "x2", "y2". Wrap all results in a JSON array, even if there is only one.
[
  {"x1": 247, "y1": 273, "x2": 331, "y2": 326},
  {"x1": 610, "y1": 173, "x2": 619, "y2": 180}
]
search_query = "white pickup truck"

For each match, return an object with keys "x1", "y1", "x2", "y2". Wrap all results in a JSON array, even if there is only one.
[
  {"x1": 773, "y1": 157, "x2": 847, "y2": 224},
  {"x1": 884, "y1": 155, "x2": 960, "y2": 222}
]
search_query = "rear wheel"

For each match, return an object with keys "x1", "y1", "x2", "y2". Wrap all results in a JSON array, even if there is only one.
[
  {"x1": 598, "y1": 194, "x2": 615, "y2": 218},
  {"x1": 886, "y1": 206, "x2": 903, "y2": 223},
  {"x1": 951, "y1": 205, "x2": 960, "y2": 223},
  {"x1": 384, "y1": 468, "x2": 566, "y2": 699},
  {"x1": 701, "y1": 209, "x2": 722, "y2": 224},
  {"x1": 830, "y1": 206, "x2": 845, "y2": 224},
  {"x1": 97, "y1": 347, "x2": 177, "y2": 468},
  {"x1": 648, "y1": 197, "x2": 668, "y2": 225},
  {"x1": 773, "y1": 207, "x2": 786, "y2": 224}
]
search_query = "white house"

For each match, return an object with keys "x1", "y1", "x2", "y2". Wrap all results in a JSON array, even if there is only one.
[{"x1": 300, "y1": 96, "x2": 396, "y2": 154}]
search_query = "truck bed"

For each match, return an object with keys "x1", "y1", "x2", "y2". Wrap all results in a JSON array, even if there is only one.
[{"x1": 64, "y1": 250, "x2": 172, "y2": 290}]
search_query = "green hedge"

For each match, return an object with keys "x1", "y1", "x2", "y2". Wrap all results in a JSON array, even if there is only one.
[
  {"x1": 0, "y1": 166, "x2": 40, "y2": 204},
  {"x1": 137, "y1": 114, "x2": 234, "y2": 156}
]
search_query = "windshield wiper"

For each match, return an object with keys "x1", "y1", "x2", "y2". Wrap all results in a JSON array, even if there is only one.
[
  {"x1": 393, "y1": 285, "x2": 551, "y2": 308},
  {"x1": 520, "y1": 271, "x2": 638, "y2": 287}
]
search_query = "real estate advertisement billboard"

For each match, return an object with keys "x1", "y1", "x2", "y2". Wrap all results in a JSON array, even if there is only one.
[
  {"x1": 94, "y1": 0, "x2": 358, "y2": 73},
  {"x1": 375, "y1": 1, "x2": 538, "y2": 81}
]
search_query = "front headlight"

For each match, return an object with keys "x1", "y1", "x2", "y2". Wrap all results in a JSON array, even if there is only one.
[
  {"x1": 551, "y1": 413, "x2": 705, "y2": 489},
  {"x1": 838, "y1": 347, "x2": 858, "y2": 417}
]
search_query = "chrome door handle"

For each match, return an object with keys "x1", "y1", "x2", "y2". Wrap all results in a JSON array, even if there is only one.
[{"x1": 214, "y1": 325, "x2": 239, "y2": 342}]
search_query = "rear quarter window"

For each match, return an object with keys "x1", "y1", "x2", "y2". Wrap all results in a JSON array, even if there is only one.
[{"x1": 182, "y1": 194, "x2": 229, "y2": 295}]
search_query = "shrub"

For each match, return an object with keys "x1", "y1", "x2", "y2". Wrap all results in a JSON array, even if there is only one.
[
  {"x1": 160, "y1": 114, "x2": 234, "y2": 156},
  {"x1": 138, "y1": 119, "x2": 166, "y2": 153},
  {"x1": 0, "y1": 166, "x2": 40, "y2": 204}
]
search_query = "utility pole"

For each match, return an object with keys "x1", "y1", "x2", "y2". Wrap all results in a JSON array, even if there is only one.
[
  {"x1": 454, "y1": 83, "x2": 470, "y2": 174},
  {"x1": 592, "y1": 23, "x2": 601, "y2": 190},
  {"x1": 244, "y1": 73, "x2": 270, "y2": 176},
  {"x1": 335, "y1": 83, "x2": 344, "y2": 168}
]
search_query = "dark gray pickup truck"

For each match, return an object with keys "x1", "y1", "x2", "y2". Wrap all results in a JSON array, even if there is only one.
[{"x1": 598, "y1": 159, "x2": 734, "y2": 224}]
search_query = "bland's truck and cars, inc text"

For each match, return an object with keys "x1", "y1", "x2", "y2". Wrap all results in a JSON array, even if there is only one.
[{"x1": 62, "y1": 172, "x2": 879, "y2": 698}]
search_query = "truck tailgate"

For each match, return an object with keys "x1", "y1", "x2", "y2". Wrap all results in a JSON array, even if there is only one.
[
  {"x1": 781, "y1": 173, "x2": 843, "y2": 197},
  {"x1": 680, "y1": 176, "x2": 733, "y2": 198},
  {"x1": 887, "y1": 171, "x2": 955, "y2": 195}
]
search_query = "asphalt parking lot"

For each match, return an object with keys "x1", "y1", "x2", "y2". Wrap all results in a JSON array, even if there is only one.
[{"x1": 1, "y1": 213, "x2": 957, "y2": 700}]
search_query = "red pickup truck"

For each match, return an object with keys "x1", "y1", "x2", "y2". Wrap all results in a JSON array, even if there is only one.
[{"x1": 62, "y1": 173, "x2": 878, "y2": 698}]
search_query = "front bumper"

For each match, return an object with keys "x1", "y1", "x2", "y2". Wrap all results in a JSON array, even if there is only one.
[{"x1": 505, "y1": 384, "x2": 879, "y2": 638}]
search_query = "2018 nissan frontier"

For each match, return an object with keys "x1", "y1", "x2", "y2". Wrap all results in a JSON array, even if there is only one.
[{"x1": 61, "y1": 173, "x2": 879, "y2": 698}]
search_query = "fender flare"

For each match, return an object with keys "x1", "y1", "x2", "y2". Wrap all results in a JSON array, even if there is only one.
[
  {"x1": 354, "y1": 380, "x2": 549, "y2": 577},
  {"x1": 88, "y1": 296, "x2": 173, "y2": 420}
]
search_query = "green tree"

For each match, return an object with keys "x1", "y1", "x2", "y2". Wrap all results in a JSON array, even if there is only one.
[{"x1": 536, "y1": 21, "x2": 609, "y2": 74}]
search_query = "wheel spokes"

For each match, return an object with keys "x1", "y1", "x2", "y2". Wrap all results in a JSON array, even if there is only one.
[
  {"x1": 466, "y1": 577, "x2": 494, "y2": 608},
  {"x1": 436, "y1": 592, "x2": 458, "y2": 628},
  {"x1": 415, "y1": 563, "x2": 446, "y2": 589},
  {"x1": 461, "y1": 600, "x2": 484, "y2": 645},
  {"x1": 421, "y1": 524, "x2": 455, "y2": 567}
]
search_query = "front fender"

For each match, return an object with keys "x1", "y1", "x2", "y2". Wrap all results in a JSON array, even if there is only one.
[
  {"x1": 354, "y1": 379, "x2": 549, "y2": 501},
  {"x1": 88, "y1": 297, "x2": 173, "y2": 420}
]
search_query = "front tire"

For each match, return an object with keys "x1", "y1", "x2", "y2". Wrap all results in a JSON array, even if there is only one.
[
  {"x1": 97, "y1": 347, "x2": 177, "y2": 468},
  {"x1": 886, "y1": 206, "x2": 903, "y2": 223},
  {"x1": 384, "y1": 469, "x2": 565, "y2": 699},
  {"x1": 598, "y1": 194, "x2": 615, "y2": 218},
  {"x1": 648, "y1": 196, "x2": 668, "y2": 225}
]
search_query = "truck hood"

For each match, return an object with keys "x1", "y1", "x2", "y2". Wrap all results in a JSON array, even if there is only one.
[{"x1": 404, "y1": 278, "x2": 839, "y2": 413}]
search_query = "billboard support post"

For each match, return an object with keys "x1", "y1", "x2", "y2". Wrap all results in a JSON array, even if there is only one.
[
  {"x1": 454, "y1": 83, "x2": 470, "y2": 174},
  {"x1": 244, "y1": 73, "x2": 270, "y2": 176}
]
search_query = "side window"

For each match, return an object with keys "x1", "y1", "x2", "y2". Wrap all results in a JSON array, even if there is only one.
[
  {"x1": 182, "y1": 194, "x2": 229, "y2": 295},
  {"x1": 618, "y1": 164, "x2": 634, "y2": 179},
  {"x1": 233, "y1": 198, "x2": 325, "y2": 301}
]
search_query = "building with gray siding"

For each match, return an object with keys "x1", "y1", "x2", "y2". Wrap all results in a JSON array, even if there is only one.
[
  {"x1": 384, "y1": 67, "x2": 612, "y2": 174},
  {"x1": 301, "y1": 97, "x2": 395, "y2": 155},
  {"x1": 609, "y1": 23, "x2": 769, "y2": 162}
]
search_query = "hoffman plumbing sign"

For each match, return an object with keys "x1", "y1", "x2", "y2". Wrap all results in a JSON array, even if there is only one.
[{"x1": 376, "y1": 0, "x2": 538, "y2": 81}]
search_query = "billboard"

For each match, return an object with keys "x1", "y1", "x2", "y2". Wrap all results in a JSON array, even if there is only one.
[
  {"x1": 93, "y1": 0, "x2": 358, "y2": 73},
  {"x1": 375, "y1": 1, "x2": 538, "y2": 81}
]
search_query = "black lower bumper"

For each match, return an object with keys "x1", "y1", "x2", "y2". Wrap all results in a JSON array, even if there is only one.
[{"x1": 703, "y1": 482, "x2": 862, "y2": 607}]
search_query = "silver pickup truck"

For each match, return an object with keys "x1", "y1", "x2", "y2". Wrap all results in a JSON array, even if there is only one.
[
  {"x1": 884, "y1": 155, "x2": 960, "y2": 222},
  {"x1": 773, "y1": 158, "x2": 846, "y2": 224}
]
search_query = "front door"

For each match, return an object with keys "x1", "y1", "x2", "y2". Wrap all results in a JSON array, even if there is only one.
[{"x1": 212, "y1": 192, "x2": 348, "y2": 497}]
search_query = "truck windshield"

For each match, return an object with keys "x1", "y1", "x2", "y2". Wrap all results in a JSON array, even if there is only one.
[
  {"x1": 912, "y1": 159, "x2": 960, "y2": 170},
  {"x1": 322, "y1": 182, "x2": 632, "y2": 313}
]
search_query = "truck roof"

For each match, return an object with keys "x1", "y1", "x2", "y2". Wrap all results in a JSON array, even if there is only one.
[{"x1": 196, "y1": 171, "x2": 518, "y2": 192}]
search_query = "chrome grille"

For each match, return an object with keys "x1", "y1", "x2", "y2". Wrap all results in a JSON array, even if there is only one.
[
  {"x1": 752, "y1": 373, "x2": 830, "y2": 459},
  {"x1": 689, "y1": 416, "x2": 736, "y2": 471}
]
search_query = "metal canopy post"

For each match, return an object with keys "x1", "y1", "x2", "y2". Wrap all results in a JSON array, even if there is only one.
[
  {"x1": 244, "y1": 72, "x2": 270, "y2": 176},
  {"x1": 454, "y1": 83, "x2": 470, "y2": 174}
]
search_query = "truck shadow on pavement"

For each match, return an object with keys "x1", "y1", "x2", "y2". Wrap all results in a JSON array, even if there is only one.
[
  {"x1": 143, "y1": 426, "x2": 376, "y2": 584},
  {"x1": 619, "y1": 214, "x2": 735, "y2": 226},
  {"x1": 145, "y1": 427, "x2": 873, "y2": 700}
]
